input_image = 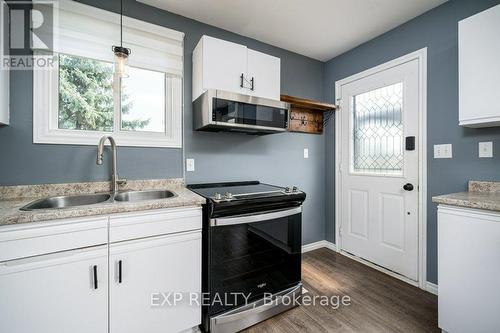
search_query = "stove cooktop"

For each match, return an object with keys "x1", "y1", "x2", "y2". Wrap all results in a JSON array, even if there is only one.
[{"x1": 187, "y1": 181, "x2": 301, "y2": 202}]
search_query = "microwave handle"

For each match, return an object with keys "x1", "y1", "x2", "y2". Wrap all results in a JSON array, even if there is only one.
[{"x1": 210, "y1": 206, "x2": 301, "y2": 227}]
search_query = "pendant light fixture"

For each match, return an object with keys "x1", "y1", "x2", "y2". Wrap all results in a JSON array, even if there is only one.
[{"x1": 112, "y1": 0, "x2": 131, "y2": 77}]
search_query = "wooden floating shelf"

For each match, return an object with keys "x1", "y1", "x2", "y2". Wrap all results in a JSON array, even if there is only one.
[
  {"x1": 281, "y1": 94, "x2": 336, "y2": 134},
  {"x1": 281, "y1": 95, "x2": 336, "y2": 112}
]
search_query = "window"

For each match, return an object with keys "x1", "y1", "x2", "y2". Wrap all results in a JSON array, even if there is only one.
[
  {"x1": 351, "y1": 82, "x2": 404, "y2": 174},
  {"x1": 121, "y1": 67, "x2": 166, "y2": 133},
  {"x1": 33, "y1": 0, "x2": 184, "y2": 147},
  {"x1": 58, "y1": 54, "x2": 114, "y2": 132}
]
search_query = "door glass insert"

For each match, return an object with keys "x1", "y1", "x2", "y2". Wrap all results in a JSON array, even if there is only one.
[{"x1": 351, "y1": 82, "x2": 403, "y2": 174}]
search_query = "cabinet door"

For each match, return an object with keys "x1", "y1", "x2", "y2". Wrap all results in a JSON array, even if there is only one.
[
  {"x1": 0, "y1": 246, "x2": 108, "y2": 333},
  {"x1": 459, "y1": 4, "x2": 500, "y2": 127},
  {"x1": 247, "y1": 49, "x2": 280, "y2": 100},
  {"x1": 110, "y1": 231, "x2": 201, "y2": 333},
  {"x1": 438, "y1": 206, "x2": 500, "y2": 332},
  {"x1": 0, "y1": 4, "x2": 8, "y2": 125},
  {"x1": 0, "y1": 69, "x2": 7, "y2": 125},
  {"x1": 202, "y1": 36, "x2": 247, "y2": 96}
]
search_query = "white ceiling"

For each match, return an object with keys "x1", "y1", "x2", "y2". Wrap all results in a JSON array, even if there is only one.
[{"x1": 138, "y1": 0, "x2": 447, "y2": 61}]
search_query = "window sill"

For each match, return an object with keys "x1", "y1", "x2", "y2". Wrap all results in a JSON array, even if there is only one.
[{"x1": 33, "y1": 127, "x2": 182, "y2": 148}]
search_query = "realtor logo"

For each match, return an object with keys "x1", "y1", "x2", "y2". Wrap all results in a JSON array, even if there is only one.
[{"x1": 1, "y1": 0, "x2": 56, "y2": 69}]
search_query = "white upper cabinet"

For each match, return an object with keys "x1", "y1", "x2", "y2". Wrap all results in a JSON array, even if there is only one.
[
  {"x1": 193, "y1": 35, "x2": 247, "y2": 100},
  {"x1": 459, "y1": 4, "x2": 500, "y2": 127},
  {"x1": 0, "y1": 2, "x2": 8, "y2": 126},
  {"x1": 192, "y1": 35, "x2": 281, "y2": 101},
  {"x1": 0, "y1": 69, "x2": 8, "y2": 126},
  {"x1": 247, "y1": 49, "x2": 281, "y2": 100}
]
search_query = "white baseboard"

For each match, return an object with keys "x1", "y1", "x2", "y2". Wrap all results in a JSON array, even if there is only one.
[
  {"x1": 302, "y1": 240, "x2": 337, "y2": 253},
  {"x1": 425, "y1": 281, "x2": 438, "y2": 295}
]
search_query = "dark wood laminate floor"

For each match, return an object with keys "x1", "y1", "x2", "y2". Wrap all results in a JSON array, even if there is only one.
[{"x1": 243, "y1": 248, "x2": 438, "y2": 333}]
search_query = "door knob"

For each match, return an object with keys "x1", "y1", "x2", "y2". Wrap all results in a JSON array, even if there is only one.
[{"x1": 403, "y1": 183, "x2": 414, "y2": 191}]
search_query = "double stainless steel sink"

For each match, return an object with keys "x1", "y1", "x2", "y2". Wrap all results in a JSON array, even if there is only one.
[{"x1": 20, "y1": 190, "x2": 176, "y2": 211}]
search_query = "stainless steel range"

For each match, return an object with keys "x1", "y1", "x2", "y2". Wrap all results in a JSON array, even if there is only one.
[{"x1": 187, "y1": 181, "x2": 306, "y2": 333}]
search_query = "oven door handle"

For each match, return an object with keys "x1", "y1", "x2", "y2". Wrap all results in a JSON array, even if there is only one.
[
  {"x1": 213, "y1": 284, "x2": 302, "y2": 325},
  {"x1": 210, "y1": 206, "x2": 302, "y2": 227}
]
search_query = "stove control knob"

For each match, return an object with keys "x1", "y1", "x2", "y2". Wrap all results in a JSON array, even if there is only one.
[
  {"x1": 224, "y1": 192, "x2": 233, "y2": 200},
  {"x1": 214, "y1": 193, "x2": 222, "y2": 200},
  {"x1": 285, "y1": 186, "x2": 293, "y2": 193},
  {"x1": 292, "y1": 186, "x2": 298, "y2": 192}
]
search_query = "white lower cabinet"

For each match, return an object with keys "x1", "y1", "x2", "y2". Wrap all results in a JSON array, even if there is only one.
[
  {"x1": 0, "y1": 207, "x2": 202, "y2": 333},
  {"x1": 109, "y1": 231, "x2": 201, "y2": 333},
  {"x1": 0, "y1": 246, "x2": 108, "y2": 333},
  {"x1": 438, "y1": 205, "x2": 500, "y2": 333}
]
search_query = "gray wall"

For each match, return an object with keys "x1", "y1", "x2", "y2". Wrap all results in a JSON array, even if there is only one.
[
  {"x1": 323, "y1": 0, "x2": 500, "y2": 284},
  {"x1": 3, "y1": 0, "x2": 495, "y2": 275},
  {"x1": 0, "y1": 0, "x2": 326, "y2": 245}
]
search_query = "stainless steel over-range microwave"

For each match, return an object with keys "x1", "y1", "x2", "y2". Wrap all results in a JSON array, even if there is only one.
[{"x1": 193, "y1": 89, "x2": 290, "y2": 134}]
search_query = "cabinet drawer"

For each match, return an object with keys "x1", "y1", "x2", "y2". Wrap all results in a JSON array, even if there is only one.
[
  {"x1": 0, "y1": 216, "x2": 108, "y2": 262},
  {"x1": 109, "y1": 207, "x2": 202, "y2": 243}
]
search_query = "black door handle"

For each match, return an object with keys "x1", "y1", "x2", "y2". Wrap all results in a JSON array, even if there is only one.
[
  {"x1": 93, "y1": 265, "x2": 98, "y2": 289},
  {"x1": 403, "y1": 183, "x2": 414, "y2": 191},
  {"x1": 118, "y1": 260, "x2": 122, "y2": 284}
]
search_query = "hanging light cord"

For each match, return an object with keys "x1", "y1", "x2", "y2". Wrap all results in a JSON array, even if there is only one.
[
  {"x1": 120, "y1": 0, "x2": 123, "y2": 47},
  {"x1": 112, "y1": 0, "x2": 130, "y2": 57}
]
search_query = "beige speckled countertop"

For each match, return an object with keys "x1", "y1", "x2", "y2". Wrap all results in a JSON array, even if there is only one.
[
  {"x1": 0, "y1": 178, "x2": 205, "y2": 226},
  {"x1": 432, "y1": 180, "x2": 500, "y2": 212}
]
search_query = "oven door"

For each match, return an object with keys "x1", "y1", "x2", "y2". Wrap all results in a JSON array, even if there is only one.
[{"x1": 209, "y1": 206, "x2": 302, "y2": 315}]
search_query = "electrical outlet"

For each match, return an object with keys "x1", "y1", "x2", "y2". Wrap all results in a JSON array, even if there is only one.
[
  {"x1": 303, "y1": 148, "x2": 309, "y2": 159},
  {"x1": 434, "y1": 144, "x2": 452, "y2": 159},
  {"x1": 186, "y1": 158, "x2": 195, "y2": 172},
  {"x1": 479, "y1": 142, "x2": 493, "y2": 158}
]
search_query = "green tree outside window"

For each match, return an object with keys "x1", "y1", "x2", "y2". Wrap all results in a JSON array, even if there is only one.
[{"x1": 58, "y1": 54, "x2": 150, "y2": 131}]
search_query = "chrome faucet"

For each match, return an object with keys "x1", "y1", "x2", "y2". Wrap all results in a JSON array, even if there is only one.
[{"x1": 96, "y1": 135, "x2": 126, "y2": 197}]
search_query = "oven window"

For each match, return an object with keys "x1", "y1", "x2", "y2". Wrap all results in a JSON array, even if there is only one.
[
  {"x1": 212, "y1": 98, "x2": 288, "y2": 128},
  {"x1": 209, "y1": 211, "x2": 301, "y2": 315}
]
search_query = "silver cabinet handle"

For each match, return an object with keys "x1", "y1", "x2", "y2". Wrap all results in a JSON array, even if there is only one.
[{"x1": 210, "y1": 206, "x2": 301, "y2": 227}]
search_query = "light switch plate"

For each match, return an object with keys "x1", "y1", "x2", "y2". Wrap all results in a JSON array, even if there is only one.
[
  {"x1": 479, "y1": 142, "x2": 493, "y2": 158},
  {"x1": 303, "y1": 148, "x2": 309, "y2": 159},
  {"x1": 186, "y1": 158, "x2": 195, "y2": 172},
  {"x1": 434, "y1": 144, "x2": 452, "y2": 158}
]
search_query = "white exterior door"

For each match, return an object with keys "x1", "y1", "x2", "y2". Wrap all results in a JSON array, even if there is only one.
[
  {"x1": 0, "y1": 246, "x2": 108, "y2": 333},
  {"x1": 338, "y1": 59, "x2": 420, "y2": 281},
  {"x1": 109, "y1": 232, "x2": 202, "y2": 333}
]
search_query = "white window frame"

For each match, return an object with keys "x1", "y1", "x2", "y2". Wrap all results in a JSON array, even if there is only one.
[{"x1": 33, "y1": 1, "x2": 184, "y2": 148}]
